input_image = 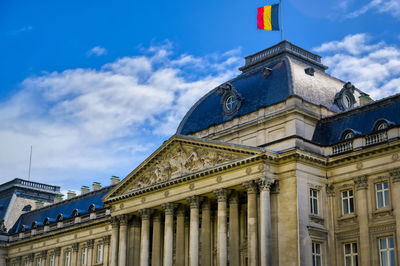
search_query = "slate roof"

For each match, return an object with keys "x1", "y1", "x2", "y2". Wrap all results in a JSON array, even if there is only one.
[
  {"x1": 176, "y1": 41, "x2": 360, "y2": 136},
  {"x1": 312, "y1": 94, "x2": 400, "y2": 145},
  {"x1": 8, "y1": 185, "x2": 115, "y2": 234},
  {"x1": 0, "y1": 197, "x2": 12, "y2": 221}
]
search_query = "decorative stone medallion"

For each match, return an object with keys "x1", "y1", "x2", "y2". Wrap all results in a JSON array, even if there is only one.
[
  {"x1": 356, "y1": 162, "x2": 363, "y2": 170},
  {"x1": 216, "y1": 176, "x2": 222, "y2": 183},
  {"x1": 392, "y1": 153, "x2": 399, "y2": 161},
  {"x1": 164, "y1": 191, "x2": 170, "y2": 197},
  {"x1": 334, "y1": 82, "x2": 357, "y2": 111},
  {"x1": 189, "y1": 183, "x2": 195, "y2": 190}
]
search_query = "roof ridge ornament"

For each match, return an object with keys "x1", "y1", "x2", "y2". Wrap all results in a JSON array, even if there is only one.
[{"x1": 216, "y1": 82, "x2": 243, "y2": 116}]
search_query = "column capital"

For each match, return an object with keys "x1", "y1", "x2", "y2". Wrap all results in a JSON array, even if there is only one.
[
  {"x1": 118, "y1": 214, "x2": 129, "y2": 226},
  {"x1": 258, "y1": 177, "x2": 275, "y2": 192},
  {"x1": 110, "y1": 216, "x2": 119, "y2": 228},
  {"x1": 16, "y1": 256, "x2": 22, "y2": 263},
  {"x1": 214, "y1": 188, "x2": 230, "y2": 202},
  {"x1": 72, "y1": 243, "x2": 79, "y2": 252},
  {"x1": 229, "y1": 191, "x2": 240, "y2": 204},
  {"x1": 103, "y1": 235, "x2": 111, "y2": 245},
  {"x1": 152, "y1": 210, "x2": 163, "y2": 222},
  {"x1": 326, "y1": 183, "x2": 336, "y2": 197},
  {"x1": 390, "y1": 168, "x2": 400, "y2": 183},
  {"x1": 354, "y1": 175, "x2": 368, "y2": 190},
  {"x1": 162, "y1": 202, "x2": 177, "y2": 215},
  {"x1": 131, "y1": 216, "x2": 141, "y2": 227},
  {"x1": 139, "y1": 208, "x2": 152, "y2": 220},
  {"x1": 28, "y1": 253, "x2": 34, "y2": 262},
  {"x1": 243, "y1": 180, "x2": 258, "y2": 194},
  {"x1": 177, "y1": 205, "x2": 186, "y2": 216},
  {"x1": 87, "y1": 239, "x2": 95, "y2": 249},
  {"x1": 55, "y1": 247, "x2": 61, "y2": 256},
  {"x1": 187, "y1": 195, "x2": 202, "y2": 209}
]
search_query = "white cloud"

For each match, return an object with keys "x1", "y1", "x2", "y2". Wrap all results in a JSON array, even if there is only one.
[
  {"x1": 314, "y1": 34, "x2": 400, "y2": 99},
  {"x1": 86, "y1": 46, "x2": 107, "y2": 56},
  {"x1": 0, "y1": 44, "x2": 241, "y2": 191},
  {"x1": 346, "y1": 0, "x2": 400, "y2": 18}
]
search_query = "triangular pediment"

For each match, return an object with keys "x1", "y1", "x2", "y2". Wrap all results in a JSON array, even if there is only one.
[{"x1": 104, "y1": 135, "x2": 265, "y2": 202}]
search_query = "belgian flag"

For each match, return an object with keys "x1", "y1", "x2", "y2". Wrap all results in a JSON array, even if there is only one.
[{"x1": 257, "y1": 4, "x2": 280, "y2": 31}]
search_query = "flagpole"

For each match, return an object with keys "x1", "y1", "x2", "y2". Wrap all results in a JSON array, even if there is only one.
[{"x1": 280, "y1": 0, "x2": 284, "y2": 41}]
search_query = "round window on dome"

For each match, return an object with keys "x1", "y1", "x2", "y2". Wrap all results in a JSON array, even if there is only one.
[{"x1": 225, "y1": 95, "x2": 237, "y2": 111}]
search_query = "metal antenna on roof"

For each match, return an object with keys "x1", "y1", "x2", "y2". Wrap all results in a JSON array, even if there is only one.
[{"x1": 28, "y1": 145, "x2": 32, "y2": 181}]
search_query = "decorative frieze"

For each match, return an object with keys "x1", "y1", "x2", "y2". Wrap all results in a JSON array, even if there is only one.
[{"x1": 354, "y1": 175, "x2": 368, "y2": 190}]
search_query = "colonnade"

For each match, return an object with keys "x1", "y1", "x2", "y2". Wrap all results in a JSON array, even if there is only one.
[{"x1": 111, "y1": 177, "x2": 275, "y2": 266}]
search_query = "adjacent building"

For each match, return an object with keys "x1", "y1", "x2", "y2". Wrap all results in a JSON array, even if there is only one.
[{"x1": 2, "y1": 41, "x2": 400, "y2": 266}]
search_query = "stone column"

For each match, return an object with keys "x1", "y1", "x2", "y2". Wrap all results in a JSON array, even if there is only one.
[
  {"x1": 71, "y1": 244, "x2": 78, "y2": 266},
  {"x1": 132, "y1": 218, "x2": 142, "y2": 266},
  {"x1": 163, "y1": 203, "x2": 176, "y2": 266},
  {"x1": 258, "y1": 178, "x2": 274, "y2": 266},
  {"x1": 27, "y1": 253, "x2": 34, "y2": 266},
  {"x1": 110, "y1": 217, "x2": 120, "y2": 266},
  {"x1": 40, "y1": 251, "x2": 47, "y2": 266},
  {"x1": 390, "y1": 168, "x2": 400, "y2": 262},
  {"x1": 201, "y1": 199, "x2": 212, "y2": 266},
  {"x1": 243, "y1": 181, "x2": 258, "y2": 266},
  {"x1": 151, "y1": 212, "x2": 163, "y2": 266},
  {"x1": 176, "y1": 206, "x2": 186, "y2": 266},
  {"x1": 87, "y1": 239, "x2": 94, "y2": 266},
  {"x1": 354, "y1": 175, "x2": 370, "y2": 266},
  {"x1": 54, "y1": 248, "x2": 61, "y2": 266},
  {"x1": 326, "y1": 184, "x2": 337, "y2": 266},
  {"x1": 187, "y1": 196, "x2": 202, "y2": 266},
  {"x1": 229, "y1": 191, "x2": 240, "y2": 266},
  {"x1": 139, "y1": 209, "x2": 151, "y2": 266},
  {"x1": 118, "y1": 215, "x2": 129, "y2": 266},
  {"x1": 103, "y1": 236, "x2": 111, "y2": 266},
  {"x1": 214, "y1": 189, "x2": 229, "y2": 266}
]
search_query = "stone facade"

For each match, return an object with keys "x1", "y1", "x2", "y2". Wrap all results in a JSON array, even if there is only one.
[{"x1": 2, "y1": 41, "x2": 400, "y2": 266}]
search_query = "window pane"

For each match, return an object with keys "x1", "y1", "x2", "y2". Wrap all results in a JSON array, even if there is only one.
[
  {"x1": 343, "y1": 199, "x2": 349, "y2": 214},
  {"x1": 316, "y1": 256, "x2": 321, "y2": 266},
  {"x1": 352, "y1": 243, "x2": 357, "y2": 253},
  {"x1": 389, "y1": 237, "x2": 394, "y2": 248},
  {"x1": 384, "y1": 190, "x2": 389, "y2": 206},
  {"x1": 377, "y1": 183, "x2": 383, "y2": 190},
  {"x1": 345, "y1": 257, "x2": 351, "y2": 266},
  {"x1": 390, "y1": 250, "x2": 395, "y2": 266},
  {"x1": 378, "y1": 192, "x2": 384, "y2": 208},
  {"x1": 384, "y1": 182, "x2": 388, "y2": 189},
  {"x1": 343, "y1": 191, "x2": 347, "y2": 197},
  {"x1": 316, "y1": 243, "x2": 320, "y2": 253},
  {"x1": 345, "y1": 243, "x2": 351, "y2": 254},
  {"x1": 350, "y1": 198, "x2": 354, "y2": 213},
  {"x1": 354, "y1": 255, "x2": 358, "y2": 266},
  {"x1": 381, "y1": 251, "x2": 387, "y2": 266},
  {"x1": 349, "y1": 190, "x2": 353, "y2": 196},
  {"x1": 314, "y1": 199, "x2": 318, "y2": 214},
  {"x1": 381, "y1": 238, "x2": 387, "y2": 249},
  {"x1": 310, "y1": 198, "x2": 313, "y2": 213}
]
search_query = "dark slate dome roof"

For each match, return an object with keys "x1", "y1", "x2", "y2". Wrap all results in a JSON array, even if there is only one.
[{"x1": 177, "y1": 41, "x2": 356, "y2": 136}]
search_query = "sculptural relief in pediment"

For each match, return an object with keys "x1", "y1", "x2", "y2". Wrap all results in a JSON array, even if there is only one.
[{"x1": 128, "y1": 143, "x2": 246, "y2": 190}]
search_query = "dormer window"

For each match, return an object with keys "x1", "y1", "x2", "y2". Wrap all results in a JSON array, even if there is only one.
[
  {"x1": 341, "y1": 130, "x2": 355, "y2": 140},
  {"x1": 373, "y1": 119, "x2": 391, "y2": 131}
]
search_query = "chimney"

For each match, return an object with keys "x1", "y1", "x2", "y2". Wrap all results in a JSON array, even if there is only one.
[
  {"x1": 67, "y1": 190, "x2": 77, "y2": 199},
  {"x1": 81, "y1": 186, "x2": 90, "y2": 195},
  {"x1": 111, "y1": 176, "x2": 120, "y2": 185},
  {"x1": 359, "y1": 92, "x2": 373, "y2": 106},
  {"x1": 35, "y1": 200, "x2": 44, "y2": 209},
  {"x1": 92, "y1": 182, "x2": 102, "y2": 191},
  {"x1": 54, "y1": 194, "x2": 63, "y2": 203}
]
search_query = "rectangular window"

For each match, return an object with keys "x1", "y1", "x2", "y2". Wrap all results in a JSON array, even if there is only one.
[
  {"x1": 342, "y1": 190, "x2": 355, "y2": 215},
  {"x1": 312, "y1": 242, "x2": 322, "y2": 266},
  {"x1": 82, "y1": 247, "x2": 88, "y2": 265},
  {"x1": 376, "y1": 182, "x2": 390, "y2": 208},
  {"x1": 65, "y1": 250, "x2": 71, "y2": 266},
  {"x1": 379, "y1": 237, "x2": 395, "y2": 266},
  {"x1": 49, "y1": 255, "x2": 55, "y2": 266},
  {"x1": 97, "y1": 244, "x2": 103, "y2": 263},
  {"x1": 24, "y1": 261, "x2": 29, "y2": 266},
  {"x1": 37, "y1": 258, "x2": 42, "y2": 266},
  {"x1": 344, "y1": 242, "x2": 358, "y2": 266},
  {"x1": 310, "y1": 189, "x2": 319, "y2": 215}
]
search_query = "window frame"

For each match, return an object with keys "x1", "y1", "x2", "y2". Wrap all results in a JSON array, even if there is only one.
[
  {"x1": 376, "y1": 181, "x2": 390, "y2": 209},
  {"x1": 379, "y1": 236, "x2": 395, "y2": 266},
  {"x1": 49, "y1": 254, "x2": 55, "y2": 266},
  {"x1": 81, "y1": 247, "x2": 88, "y2": 265},
  {"x1": 343, "y1": 242, "x2": 358, "y2": 266},
  {"x1": 64, "y1": 250, "x2": 71, "y2": 266},
  {"x1": 341, "y1": 189, "x2": 355, "y2": 215},
  {"x1": 310, "y1": 188, "x2": 319, "y2": 216},
  {"x1": 97, "y1": 244, "x2": 104, "y2": 263},
  {"x1": 312, "y1": 241, "x2": 323, "y2": 266}
]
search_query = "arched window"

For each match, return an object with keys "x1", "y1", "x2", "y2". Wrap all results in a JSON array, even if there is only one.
[
  {"x1": 72, "y1": 209, "x2": 79, "y2": 217},
  {"x1": 56, "y1": 214, "x2": 63, "y2": 222},
  {"x1": 341, "y1": 130, "x2": 355, "y2": 140},
  {"x1": 373, "y1": 119, "x2": 390, "y2": 131}
]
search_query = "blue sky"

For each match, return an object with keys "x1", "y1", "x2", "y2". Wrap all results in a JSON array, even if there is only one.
[{"x1": 1, "y1": 0, "x2": 399, "y2": 194}]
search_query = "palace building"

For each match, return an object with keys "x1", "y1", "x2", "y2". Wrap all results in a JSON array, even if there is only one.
[{"x1": 2, "y1": 40, "x2": 400, "y2": 266}]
